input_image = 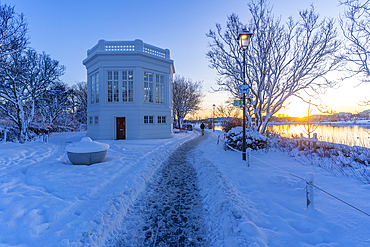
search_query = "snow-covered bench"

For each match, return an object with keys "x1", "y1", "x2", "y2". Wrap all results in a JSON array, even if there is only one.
[{"x1": 66, "y1": 137, "x2": 109, "y2": 165}]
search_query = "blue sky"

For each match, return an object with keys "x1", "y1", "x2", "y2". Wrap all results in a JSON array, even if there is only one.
[{"x1": 4, "y1": 0, "x2": 370, "y2": 117}]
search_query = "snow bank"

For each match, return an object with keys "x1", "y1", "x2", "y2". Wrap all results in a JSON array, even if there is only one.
[
  {"x1": 1, "y1": 128, "x2": 370, "y2": 246},
  {"x1": 193, "y1": 129, "x2": 370, "y2": 246},
  {"x1": 0, "y1": 131, "x2": 197, "y2": 246}
]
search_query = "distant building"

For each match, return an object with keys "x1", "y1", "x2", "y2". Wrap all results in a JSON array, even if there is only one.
[
  {"x1": 83, "y1": 39, "x2": 175, "y2": 140},
  {"x1": 359, "y1": 109, "x2": 370, "y2": 118},
  {"x1": 334, "y1": 112, "x2": 352, "y2": 117}
]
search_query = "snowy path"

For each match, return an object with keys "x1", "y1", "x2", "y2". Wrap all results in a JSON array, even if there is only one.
[{"x1": 108, "y1": 132, "x2": 207, "y2": 246}]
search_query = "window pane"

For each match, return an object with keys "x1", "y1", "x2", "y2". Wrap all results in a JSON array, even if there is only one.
[
  {"x1": 114, "y1": 81, "x2": 119, "y2": 102},
  {"x1": 144, "y1": 81, "x2": 149, "y2": 102},
  {"x1": 156, "y1": 82, "x2": 159, "y2": 103},
  {"x1": 95, "y1": 73, "x2": 99, "y2": 103},
  {"x1": 160, "y1": 84, "x2": 164, "y2": 103},
  {"x1": 122, "y1": 70, "x2": 133, "y2": 102},
  {"x1": 128, "y1": 81, "x2": 133, "y2": 102},
  {"x1": 108, "y1": 81, "x2": 112, "y2": 102},
  {"x1": 149, "y1": 83, "x2": 153, "y2": 102},
  {"x1": 144, "y1": 72, "x2": 154, "y2": 103},
  {"x1": 122, "y1": 81, "x2": 127, "y2": 102},
  {"x1": 149, "y1": 116, "x2": 153, "y2": 123},
  {"x1": 91, "y1": 74, "x2": 95, "y2": 104}
]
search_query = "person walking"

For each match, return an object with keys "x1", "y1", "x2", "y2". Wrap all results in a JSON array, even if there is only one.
[{"x1": 200, "y1": 122, "x2": 205, "y2": 136}]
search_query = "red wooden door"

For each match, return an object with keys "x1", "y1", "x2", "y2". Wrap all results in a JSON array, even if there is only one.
[{"x1": 116, "y1": 117, "x2": 126, "y2": 140}]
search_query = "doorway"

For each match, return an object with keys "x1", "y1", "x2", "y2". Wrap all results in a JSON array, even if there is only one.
[{"x1": 116, "y1": 117, "x2": 126, "y2": 140}]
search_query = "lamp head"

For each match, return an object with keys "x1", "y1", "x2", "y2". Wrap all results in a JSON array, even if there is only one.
[{"x1": 237, "y1": 28, "x2": 253, "y2": 50}]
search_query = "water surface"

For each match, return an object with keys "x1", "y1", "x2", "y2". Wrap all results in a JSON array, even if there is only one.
[{"x1": 215, "y1": 124, "x2": 370, "y2": 148}]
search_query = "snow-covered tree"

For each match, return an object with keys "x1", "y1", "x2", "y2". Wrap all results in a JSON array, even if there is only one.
[
  {"x1": 340, "y1": 0, "x2": 370, "y2": 81},
  {"x1": 0, "y1": 3, "x2": 27, "y2": 64},
  {"x1": 172, "y1": 75, "x2": 203, "y2": 128},
  {"x1": 207, "y1": 0, "x2": 342, "y2": 133},
  {"x1": 37, "y1": 81, "x2": 71, "y2": 128},
  {"x1": 70, "y1": 81, "x2": 87, "y2": 125},
  {"x1": 0, "y1": 49, "x2": 65, "y2": 142}
]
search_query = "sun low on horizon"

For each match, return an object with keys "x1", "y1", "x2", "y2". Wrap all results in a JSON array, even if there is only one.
[{"x1": 197, "y1": 80, "x2": 370, "y2": 119}]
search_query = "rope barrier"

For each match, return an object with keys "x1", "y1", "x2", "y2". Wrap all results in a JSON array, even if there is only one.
[
  {"x1": 250, "y1": 154, "x2": 306, "y2": 182},
  {"x1": 226, "y1": 143, "x2": 244, "y2": 153},
  {"x1": 224, "y1": 141, "x2": 370, "y2": 218},
  {"x1": 312, "y1": 184, "x2": 370, "y2": 217}
]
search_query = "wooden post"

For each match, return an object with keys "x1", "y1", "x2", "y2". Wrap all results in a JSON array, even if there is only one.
[
  {"x1": 247, "y1": 148, "x2": 251, "y2": 167},
  {"x1": 313, "y1": 133, "x2": 317, "y2": 152},
  {"x1": 299, "y1": 133, "x2": 303, "y2": 150},
  {"x1": 2, "y1": 129, "x2": 7, "y2": 142},
  {"x1": 307, "y1": 139, "x2": 310, "y2": 150},
  {"x1": 305, "y1": 173, "x2": 315, "y2": 209},
  {"x1": 224, "y1": 141, "x2": 227, "y2": 151}
]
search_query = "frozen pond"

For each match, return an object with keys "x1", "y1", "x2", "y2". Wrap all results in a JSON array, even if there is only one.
[
  {"x1": 215, "y1": 124, "x2": 370, "y2": 148},
  {"x1": 267, "y1": 124, "x2": 370, "y2": 147}
]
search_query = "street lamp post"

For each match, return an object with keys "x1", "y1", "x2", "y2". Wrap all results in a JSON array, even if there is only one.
[
  {"x1": 213, "y1": 104, "x2": 215, "y2": 132},
  {"x1": 237, "y1": 28, "x2": 253, "y2": 161}
]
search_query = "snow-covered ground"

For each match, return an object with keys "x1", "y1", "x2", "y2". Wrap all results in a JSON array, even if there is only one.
[{"x1": 1, "y1": 129, "x2": 369, "y2": 246}]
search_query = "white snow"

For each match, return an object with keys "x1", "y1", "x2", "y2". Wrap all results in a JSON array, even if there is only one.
[
  {"x1": 66, "y1": 137, "x2": 109, "y2": 153},
  {"x1": 0, "y1": 129, "x2": 369, "y2": 246}
]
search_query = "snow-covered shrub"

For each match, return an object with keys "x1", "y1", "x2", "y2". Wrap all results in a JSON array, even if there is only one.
[
  {"x1": 226, "y1": 126, "x2": 268, "y2": 150},
  {"x1": 267, "y1": 133, "x2": 299, "y2": 152},
  {"x1": 267, "y1": 131, "x2": 370, "y2": 184}
]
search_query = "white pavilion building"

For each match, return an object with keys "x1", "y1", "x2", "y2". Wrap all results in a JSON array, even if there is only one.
[{"x1": 83, "y1": 39, "x2": 175, "y2": 140}]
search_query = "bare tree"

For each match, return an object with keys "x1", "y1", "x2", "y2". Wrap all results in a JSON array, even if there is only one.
[
  {"x1": 0, "y1": 4, "x2": 28, "y2": 64},
  {"x1": 215, "y1": 103, "x2": 240, "y2": 119},
  {"x1": 340, "y1": 0, "x2": 370, "y2": 81},
  {"x1": 215, "y1": 100, "x2": 242, "y2": 132},
  {"x1": 207, "y1": 0, "x2": 342, "y2": 133},
  {"x1": 70, "y1": 81, "x2": 87, "y2": 125},
  {"x1": 172, "y1": 75, "x2": 204, "y2": 128},
  {"x1": 0, "y1": 49, "x2": 65, "y2": 142},
  {"x1": 301, "y1": 99, "x2": 319, "y2": 138}
]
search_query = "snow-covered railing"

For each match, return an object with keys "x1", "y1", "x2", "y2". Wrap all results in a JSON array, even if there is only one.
[
  {"x1": 87, "y1": 39, "x2": 170, "y2": 59},
  {"x1": 143, "y1": 44, "x2": 166, "y2": 58},
  {"x1": 298, "y1": 133, "x2": 318, "y2": 152}
]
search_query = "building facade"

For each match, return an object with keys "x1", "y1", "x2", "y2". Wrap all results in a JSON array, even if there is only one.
[{"x1": 83, "y1": 39, "x2": 175, "y2": 140}]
